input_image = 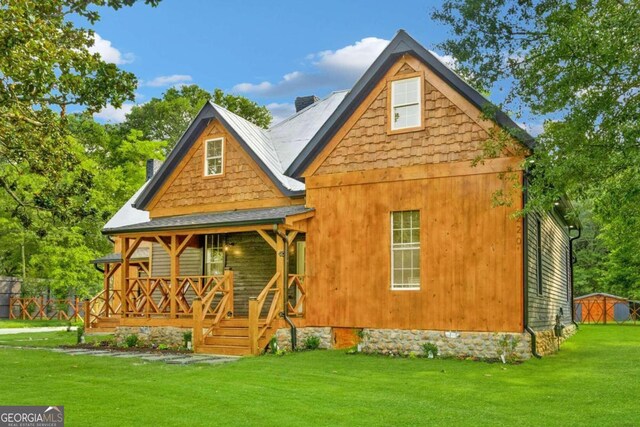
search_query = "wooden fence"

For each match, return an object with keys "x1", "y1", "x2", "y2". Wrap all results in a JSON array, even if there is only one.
[{"x1": 8, "y1": 296, "x2": 85, "y2": 321}]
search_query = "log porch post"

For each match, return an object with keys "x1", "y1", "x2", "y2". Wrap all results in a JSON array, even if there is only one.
[
  {"x1": 84, "y1": 299, "x2": 90, "y2": 329},
  {"x1": 120, "y1": 237, "x2": 130, "y2": 317},
  {"x1": 248, "y1": 298, "x2": 259, "y2": 355},
  {"x1": 276, "y1": 229, "x2": 286, "y2": 313},
  {"x1": 170, "y1": 235, "x2": 179, "y2": 318},
  {"x1": 104, "y1": 264, "x2": 110, "y2": 317},
  {"x1": 224, "y1": 269, "x2": 234, "y2": 316},
  {"x1": 192, "y1": 297, "x2": 203, "y2": 352}
]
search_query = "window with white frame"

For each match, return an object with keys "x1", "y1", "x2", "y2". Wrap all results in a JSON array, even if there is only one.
[
  {"x1": 391, "y1": 210, "x2": 421, "y2": 290},
  {"x1": 204, "y1": 234, "x2": 225, "y2": 276},
  {"x1": 391, "y1": 76, "x2": 421, "y2": 130},
  {"x1": 205, "y1": 138, "x2": 224, "y2": 176}
]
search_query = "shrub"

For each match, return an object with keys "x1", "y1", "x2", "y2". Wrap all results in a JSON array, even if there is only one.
[
  {"x1": 303, "y1": 335, "x2": 321, "y2": 350},
  {"x1": 158, "y1": 343, "x2": 169, "y2": 350},
  {"x1": 76, "y1": 326, "x2": 84, "y2": 344},
  {"x1": 183, "y1": 331, "x2": 192, "y2": 347},
  {"x1": 267, "y1": 336, "x2": 279, "y2": 354},
  {"x1": 125, "y1": 334, "x2": 139, "y2": 348},
  {"x1": 421, "y1": 342, "x2": 439, "y2": 358}
]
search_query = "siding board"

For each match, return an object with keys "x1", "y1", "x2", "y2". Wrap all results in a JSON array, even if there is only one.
[{"x1": 526, "y1": 211, "x2": 572, "y2": 330}]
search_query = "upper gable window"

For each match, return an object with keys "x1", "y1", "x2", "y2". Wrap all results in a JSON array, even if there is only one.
[
  {"x1": 390, "y1": 76, "x2": 422, "y2": 131},
  {"x1": 205, "y1": 138, "x2": 224, "y2": 176}
]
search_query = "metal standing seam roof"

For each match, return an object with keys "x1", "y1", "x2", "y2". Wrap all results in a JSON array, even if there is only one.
[{"x1": 102, "y1": 205, "x2": 313, "y2": 234}]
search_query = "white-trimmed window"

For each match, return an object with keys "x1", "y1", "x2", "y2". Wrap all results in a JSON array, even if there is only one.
[
  {"x1": 391, "y1": 77, "x2": 421, "y2": 130},
  {"x1": 391, "y1": 210, "x2": 421, "y2": 290},
  {"x1": 204, "y1": 235, "x2": 225, "y2": 276},
  {"x1": 205, "y1": 138, "x2": 224, "y2": 176}
]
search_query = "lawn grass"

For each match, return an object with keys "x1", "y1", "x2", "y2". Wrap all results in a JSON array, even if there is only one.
[
  {"x1": 0, "y1": 319, "x2": 82, "y2": 328},
  {"x1": 0, "y1": 325, "x2": 638, "y2": 426},
  {"x1": 0, "y1": 330, "x2": 106, "y2": 348}
]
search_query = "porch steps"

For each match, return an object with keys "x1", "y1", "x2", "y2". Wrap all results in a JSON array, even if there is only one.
[
  {"x1": 196, "y1": 318, "x2": 276, "y2": 356},
  {"x1": 88, "y1": 316, "x2": 120, "y2": 333}
]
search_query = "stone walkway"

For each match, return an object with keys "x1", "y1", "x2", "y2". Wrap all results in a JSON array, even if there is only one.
[
  {"x1": 0, "y1": 344, "x2": 238, "y2": 365},
  {"x1": 50, "y1": 347, "x2": 238, "y2": 365}
]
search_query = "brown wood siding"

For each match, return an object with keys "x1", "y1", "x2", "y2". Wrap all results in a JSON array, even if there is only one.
[
  {"x1": 527, "y1": 211, "x2": 572, "y2": 330},
  {"x1": 148, "y1": 120, "x2": 298, "y2": 218},
  {"x1": 304, "y1": 170, "x2": 524, "y2": 332},
  {"x1": 314, "y1": 61, "x2": 489, "y2": 175},
  {"x1": 151, "y1": 242, "x2": 202, "y2": 277}
]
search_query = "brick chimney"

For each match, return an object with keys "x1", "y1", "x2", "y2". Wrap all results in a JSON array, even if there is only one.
[
  {"x1": 294, "y1": 95, "x2": 319, "y2": 112},
  {"x1": 146, "y1": 159, "x2": 162, "y2": 181}
]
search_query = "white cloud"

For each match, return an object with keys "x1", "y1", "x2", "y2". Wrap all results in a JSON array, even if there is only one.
[
  {"x1": 519, "y1": 121, "x2": 545, "y2": 136},
  {"x1": 233, "y1": 37, "x2": 461, "y2": 98},
  {"x1": 266, "y1": 102, "x2": 296, "y2": 124},
  {"x1": 94, "y1": 103, "x2": 134, "y2": 123},
  {"x1": 429, "y1": 50, "x2": 458, "y2": 70},
  {"x1": 233, "y1": 37, "x2": 389, "y2": 97},
  {"x1": 144, "y1": 74, "x2": 193, "y2": 87},
  {"x1": 88, "y1": 33, "x2": 134, "y2": 65}
]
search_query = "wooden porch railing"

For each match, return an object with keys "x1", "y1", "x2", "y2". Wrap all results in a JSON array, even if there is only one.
[
  {"x1": 123, "y1": 272, "x2": 234, "y2": 319},
  {"x1": 9, "y1": 296, "x2": 83, "y2": 321},
  {"x1": 192, "y1": 271, "x2": 234, "y2": 348},
  {"x1": 287, "y1": 274, "x2": 306, "y2": 317},
  {"x1": 248, "y1": 271, "x2": 282, "y2": 354},
  {"x1": 124, "y1": 277, "x2": 171, "y2": 317},
  {"x1": 85, "y1": 289, "x2": 122, "y2": 328}
]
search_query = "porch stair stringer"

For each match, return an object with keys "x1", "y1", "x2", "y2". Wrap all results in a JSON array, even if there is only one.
[{"x1": 196, "y1": 317, "x2": 277, "y2": 356}]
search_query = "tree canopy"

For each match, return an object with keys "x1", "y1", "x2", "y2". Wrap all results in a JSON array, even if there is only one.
[
  {"x1": 123, "y1": 85, "x2": 272, "y2": 153},
  {"x1": 433, "y1": 0, "x2": 640, "y2": 297}
]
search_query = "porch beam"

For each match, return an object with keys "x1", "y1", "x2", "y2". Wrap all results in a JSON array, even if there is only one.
[
  {"x1": 125, "y1": 237, "x2": 143, "y2": 259},
  {"x1": 176, "y1": 233, "x2": 195, "y2": 257},
  {"x1": 257, "y1": 229, "x2": 277, "y2": 251},
  {"x1": 287, "y1": 231, "x2": 299, "y2": 245},
  {"x1": 115, "y1": 224, "x2": 277, "y2": 239},
  {"x1": 154, "y1": 236, "x2": 171, "y2": 254}
]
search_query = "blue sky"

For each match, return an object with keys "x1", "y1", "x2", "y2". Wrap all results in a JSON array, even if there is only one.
[{"x1": 87, "y1": 0, "x2": 539, "y2": 133}]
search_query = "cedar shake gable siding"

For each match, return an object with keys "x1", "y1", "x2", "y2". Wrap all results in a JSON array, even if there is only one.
[{"x1": 148, "y1": 120, "x2": 301, "y2": 218}]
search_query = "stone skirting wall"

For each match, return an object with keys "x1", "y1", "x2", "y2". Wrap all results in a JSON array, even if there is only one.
[
  {"x1": 535, "y1": 323, "x2": 577, "y2": 355},
  {"x1": 275, "y1": 327, "x2": 532, "y2": 360},
  {"x1": 361, "y1": 329, "x2": 532, "y2": 360},
  {"x1": 113, "y1": 326, "x2": 190, "y2": 347},
  {"x1": 274, "y1": 325, "x2": 578, "y2": 360},
  {"x1": 275, "y1": 327, "x2": 332, "y2": 350}
]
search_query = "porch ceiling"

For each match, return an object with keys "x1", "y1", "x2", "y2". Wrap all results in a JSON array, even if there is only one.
[{"x1": 101, "y1": 205, "x2": 313, "y2": 235}]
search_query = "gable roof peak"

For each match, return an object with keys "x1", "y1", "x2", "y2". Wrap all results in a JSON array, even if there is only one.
[{"x1": 284, "y1": 29, "x2": 535, "y2": 178}]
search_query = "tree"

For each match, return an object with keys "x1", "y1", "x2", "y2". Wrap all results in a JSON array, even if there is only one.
[
  {"x1": 433, "y1": 0, "x2": 640, "y2": 296},
  {"x1": 0, "y1": 0, "x2": 160, "y2": 224},
  {"x1": 123, "y1": 85, "x2": 272, "y2": 153}
]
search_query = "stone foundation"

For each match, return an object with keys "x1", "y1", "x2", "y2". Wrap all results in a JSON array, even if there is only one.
[
  {"x1": 114, "y1": 326, "x2": 191, "y2": 347},
  {"x1": 534, "y1": 323, "x2": 577, "y2": 355},
  {"x1": 275, "y1": 327, "x2": 332, "y2": 350},
  {"x1": 361, "y1": 329, "x2": 532, "y2": 360},
  {"x1": 274, "y1": 325, "x2": 578, "y2": 360}
]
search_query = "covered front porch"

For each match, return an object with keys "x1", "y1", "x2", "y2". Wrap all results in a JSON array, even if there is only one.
[{"x1": 88, "y1": 205, "x2": 313, "y2": 354}]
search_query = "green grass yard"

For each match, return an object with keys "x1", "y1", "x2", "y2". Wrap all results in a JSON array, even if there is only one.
[
  {"x1": 0, "y1": 319, "x2": 82, "y2": 328},
  {"x1": 0, "y1": 325, "x2": 638, "y2": 426}
]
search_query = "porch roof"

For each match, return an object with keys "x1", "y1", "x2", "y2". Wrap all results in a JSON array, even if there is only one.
[
  {"x1": 101, "y1": 205, "x2": 313, "y2": 235},
  {"x1": 90, "y1": 247, "x2": 150, "y2": 264}
]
